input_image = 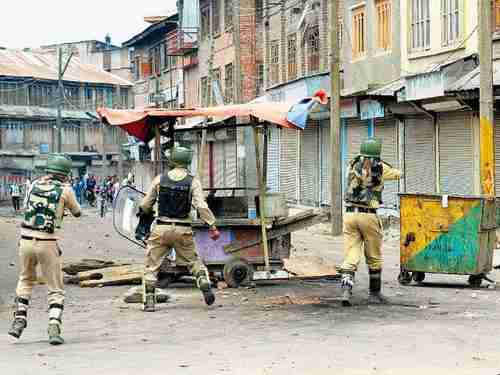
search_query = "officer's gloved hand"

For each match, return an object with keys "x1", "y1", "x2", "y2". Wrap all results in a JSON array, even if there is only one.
[{"x1": 209, "y1": 227, "x2": 220, "y2": 241}]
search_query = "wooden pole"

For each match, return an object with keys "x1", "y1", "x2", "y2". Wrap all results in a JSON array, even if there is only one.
[
  {"x1": 479, "y1": 0, "x2": 495, "y2": 197},
  {"x1": 198, "y1": 128, "x2": 208, "y2": 184},
  {"x1": 155, "y1": 124, "x2": 161, "y2": 175},
  {"x1": 253, "y1": 122, "x2": 270, "y2": 271},
  {"x1": 330, "y1": 0, "x2": 342, "y2": 234}
]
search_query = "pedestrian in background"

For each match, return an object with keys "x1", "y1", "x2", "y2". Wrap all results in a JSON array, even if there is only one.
[
  {"x1": 72, "y1": 177, "x2": 84, "y2": 205},
  {"x1": 9, "y1": 181, "x2": 21, "y2": 213},
  {"x1": 23, "y1": 178, "x2": 32, "y2": 209}
]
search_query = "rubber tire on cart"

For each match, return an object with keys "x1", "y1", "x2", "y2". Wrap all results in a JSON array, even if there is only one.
[
  {"x1": 468, "y1": 274, "x2": 483, "y2": 288},
  {"x1": 412, "y1": 272, "x2": 425, "y2": 284},
  {"x1": 223, "y1": 259, "x2": 254, "y2": 288},
  {"x1": 398, "y1": 270, "x2": 412, "y2": 285}
]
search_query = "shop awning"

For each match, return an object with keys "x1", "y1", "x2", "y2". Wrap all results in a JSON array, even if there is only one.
[{"x1": 98, "y1": 102, "x2": 300, "y2": 143}]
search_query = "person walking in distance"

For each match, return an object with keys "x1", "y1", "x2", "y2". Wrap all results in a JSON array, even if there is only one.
[
  {"x1": 138, "y1": 146, "x2": 220, "y2": 312},
  {"x1": 340, "y1": 138, "x2": 402, "y2": 306},
  {"x1": 8, "y1": 154, "x2": 81, "y2": 345},
  {"x1": 9, "y1": 181, "x2": 21, "y2": 213}
]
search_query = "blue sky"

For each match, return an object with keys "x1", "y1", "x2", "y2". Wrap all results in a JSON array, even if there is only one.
[{"x1": 0, "y1": 0, "x2": 177, "y2": 49}]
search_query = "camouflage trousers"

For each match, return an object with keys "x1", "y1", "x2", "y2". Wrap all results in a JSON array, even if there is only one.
[
  {"x1": 340, "y1": 213, "x2": 384, "y2": 272},
  {"x1": 144, "y1": 223, "x2": 208, "y2": 284},
  {"x1": 16, "y1": 238, "x2": 65, "y2": 306}
]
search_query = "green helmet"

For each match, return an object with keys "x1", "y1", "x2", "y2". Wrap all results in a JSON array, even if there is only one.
[
  {"x1": 360, "y1": 138, "x2": 382, "y2": 158},
  {"x1": 46, "y1": 153, "x2": 72, "y2": 176},
  {"x1": 165, "y1": 146, "x2": 193, "y2": 167}
]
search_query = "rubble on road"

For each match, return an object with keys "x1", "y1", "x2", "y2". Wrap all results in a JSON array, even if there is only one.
[
  {"x1": 123, "y1": 286, "x2": 170, "y2": 304},
  {"x1": 258, "y1": 295, "x2": 322, "y2": 306}
]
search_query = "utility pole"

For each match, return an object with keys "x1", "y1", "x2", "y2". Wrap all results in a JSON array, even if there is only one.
[
  {"x1": 56, "y1": 47, "x2": 74, "y2": 153},
  {"x1": 329, "y1": 0, "x2": 342, "y2": 235},
  {"x1": 479, "y1": 0, "x2": 495, "y2": 196}
]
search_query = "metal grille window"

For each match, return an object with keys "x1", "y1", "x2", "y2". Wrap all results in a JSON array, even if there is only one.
[
  {"x1": 352, "y1": 6, "x2": 366, "y2": 59},
  {"x1": 410, "y1": 0, "x2": 430, "y2": 51},
  {"x1": 201, "y1": 76, "x2": 211, "y2": 107},
  {"x1": 270, "y1": 41, "x2": 280, "y2": 85},
  {"x1": 201, "y1": 7, "x2": 210, "y2": 40},
  {"x1": 224, "y1": 63, "x2": 234, "y2": 103},
  {"x1": 121, "y1": 89, "x2": 129, "y2": 108},
  {"x1": 307, "y1": 26, "x2": 320, "y2": 72},
  {"x1": 441, "y1": 0, "x2": 460, "y2": 46},
  {"x1": 213, "y1": 0, "x2": 221, "y2": 36},
  {"x1": 376, "y1": 0, "x2": 391, "y2": 51},
  {"x1": 225, "y1": 0, "x2": 233, "y2": 30},
  {"x1": 257, "y1": 63, "x2": 264, "y2": 94},
  {"x1": 103, "y1": 51, "x2": 111, "y2": 72},
  {"x1": 287, "y1": 34, "x2": 297, "y2": 80}
]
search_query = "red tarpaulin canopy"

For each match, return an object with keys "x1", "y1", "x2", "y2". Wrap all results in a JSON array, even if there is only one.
[{"x1": 97, "y1": 102, "x2": 300, "y2": 143}]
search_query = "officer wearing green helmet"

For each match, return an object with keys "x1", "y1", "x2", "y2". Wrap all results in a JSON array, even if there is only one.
[
  {"x1": 139, "y1": 145, "x2": 220, "y2": 312},
  {"x1": 340, "y1": 138, "x2": 402, "y2": 306},
  {"x1": 9, "y1": 154, "x2": 81, "y2": 345}
]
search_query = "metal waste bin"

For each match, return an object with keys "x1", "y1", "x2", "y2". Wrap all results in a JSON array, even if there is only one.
[{"x1": 398, "y1": 194, "x2": 496, "y2": 287}]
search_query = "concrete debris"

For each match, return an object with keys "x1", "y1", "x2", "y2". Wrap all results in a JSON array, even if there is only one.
[
  {"x1": 123, "y1": 286, "x2": 170, "y2": 304},
  {"x1": 259, "y1": 295, "x2": 322, "y2": 306}
]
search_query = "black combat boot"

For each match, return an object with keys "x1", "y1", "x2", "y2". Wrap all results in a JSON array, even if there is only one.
[
  {"x1": 368, "y1": 269, "x2": 388, "y2": 304},
  {"x1": 340, "y1": 272, "x2": 355, "y2": 307},
  {"x1": 8, "y1": 297, "x2": 29, "y2": 339},
  {"x1": 196, "y1": 271, "x2": 215, "y2": 306}
]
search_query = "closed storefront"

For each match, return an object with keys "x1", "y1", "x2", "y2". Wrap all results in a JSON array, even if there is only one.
[
  {"x1": 266, "y1": 125, "x2": 280, "y2": 193},
  {"x1": 300, "y1": 120, "x2": 320, "y2": 206},
  {"x1": 438, "y1": 111, "x2": 474, "y2": 195},
  {"x1": 404, "y1": 115, "x2": 436, "y2": 194},
  {"x1": 212, "y1": 128, "x2": 237, "y2": 193},
  {"x1": 280, "y1": 127, "x2": 299, "y2": 203},
  {"x1": 320, "y1": 120, "x2": 330, "y2": 206},
  {"x1": 374, "y1": 116, "x2": 399, "y2": 208}
]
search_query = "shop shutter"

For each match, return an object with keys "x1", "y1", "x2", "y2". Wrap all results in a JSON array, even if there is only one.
[
  {"x1": 280, "y1": 127, "x2": 299, "y2": 202},
  {"x1": 438, "y1": 112, "x2": 473, "y2": 195},
  {"x1": 404, "y1": 115, "x2": 435, "y2": 194},
  {"x1": 224, "y1": 128, "x2": 237, "y2": 190},
  {"x1": 300, "y1": 120, "x2": 320, "y2": 206},
  {"x1": 374, "y1": 117, "x2": 399, "y2": 208},
  {"x1": 320, "y1": 120, "x2": 330, "y2": 205},
  {"x1": 266, "y1": 125, "x2": 280, "y2": 193},
  {"x1": 494, "y1": 111, "x2": 500, "y2": 196}
]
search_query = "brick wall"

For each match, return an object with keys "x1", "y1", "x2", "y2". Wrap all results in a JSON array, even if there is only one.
[{"x1": 239, "y1": 0, "x2": 257, "y2": 102}]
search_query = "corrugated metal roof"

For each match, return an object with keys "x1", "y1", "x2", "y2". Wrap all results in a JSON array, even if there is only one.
[
  {"x1": 367, "y1": 79, "x2": 404, "y2": 96},
  {"x1": 0, "y1": 105, "x2": 95, "y2": 120},
  {"x1": 446, "y1": 60, "x2": 500, "y2": 92},
  {"x1": 0, "y1": 49, "x2": 132, "y2": 86}
]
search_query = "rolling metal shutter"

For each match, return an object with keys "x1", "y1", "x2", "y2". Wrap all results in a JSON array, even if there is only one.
[
  {"x1": 374, "y1": 117, "x2": 398, "y2": 209},
  {"x1": 213, "y1": 130, "x2": 237, "y2": 194},
  {"x1": 404, "y1": 115, "x2": 435, "y2": 194},
  {"x1": 438, "y1": 112, "x2": 473, "y2": 195},
  {"x1": 280, "y1": 127, "x2": 299, "y2": 202},
  {"x1": 266, "y1": 126, "x2": 280, "y2": 193},
  {"x1": 300, "y1": 120, "x2": 320, "y2": 206},
  {"x1": 320, "y1": 120, "x2": 330, "y2": 206}
]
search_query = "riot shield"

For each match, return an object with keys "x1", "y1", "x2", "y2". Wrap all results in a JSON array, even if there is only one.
[{"x1": 113, "y1": 186, "x2": 147, "y2": 248}]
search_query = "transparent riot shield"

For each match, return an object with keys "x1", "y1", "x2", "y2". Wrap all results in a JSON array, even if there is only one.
[{"x1": 113, "y1": 186, "x2": 146, "y2": 248}]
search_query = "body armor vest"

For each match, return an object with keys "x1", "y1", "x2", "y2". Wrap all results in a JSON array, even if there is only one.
[
  {"x1": 158, "y1": 173, "x2": 193, "y2": 219},
  {"x1": 345, "y1": 156, "x2": 384, "y2": 208},
  {"x1": 23, "y1": 179, "x2": 63, "y2": 233}
]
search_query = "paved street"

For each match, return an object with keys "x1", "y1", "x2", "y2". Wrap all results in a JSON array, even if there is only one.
[{"x1": 1, "y1": 209, "x2": 500, "y2": 375}]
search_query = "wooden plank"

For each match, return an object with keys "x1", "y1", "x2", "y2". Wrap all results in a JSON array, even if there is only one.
[
  {"x1": 78, "y1": 264, "x2": 144, "y2": 287},
  {"x1": 283, "y1": 256, "x2": 337, "y2": 278},
  {"x1": 62, "y1": 259, "x2": 129, "y2": 275}
]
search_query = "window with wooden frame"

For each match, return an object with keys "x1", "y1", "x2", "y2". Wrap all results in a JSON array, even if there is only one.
[
  {"x1": 269, "y1": 41, "x2": 280, "y2": 85},
  {"x1": 376, "y1": 0, "x2": 391, "y2": 51},
  {"x1": 441, "y1": 0, "x2": 461, "y2": 47},
  {"x1": 494, "y1": 0, "x2": 500, "y2": 32},
  {"x1": 307, "y1": 26, "x2": 320, "y2": 72},
  {"x1": 213, "y1": 0, "x2": 221, "y2": 37},
  {"x1": 352, "y1": 5, "x2": 366, "y2": 59},
  {"x1": 287, "y1": 34, "x2": 297, "y2": 80},
  {"x1": 224, "y1": 63, "x2": 234, "y2": 103},
  {"x1": 150, "y1": 45, "x2": 161, "y2": 76},
  {"x1": 201, "y1": 7, "x2": 210, "y2": 40},
  {"x1": 134, "y1": 55, "x2": 141, "y2": 80},
  {"x1": 212, "y1": 68, "x2": 222, "y2": 105},
  {"x1": 225, "y1": 0, "x2": 233, "y2": 30},
  {"x1": 410, "y1": 0, "x2": 430, "y2": 51}
]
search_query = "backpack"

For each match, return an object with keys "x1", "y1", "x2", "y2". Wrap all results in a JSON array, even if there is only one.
[{"x1": 23, "y1": 179, "x2": 63, "y2": 233}]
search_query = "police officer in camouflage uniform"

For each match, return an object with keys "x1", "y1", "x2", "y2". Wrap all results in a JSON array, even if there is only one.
[
  {"x1": 340, "y1": 138, "x2": 402, "y2": 306},
  {"x1": 139, "y1": 146, "x2": 220, "y2": 312},
  {"x1": 8, "y1": 154, "x2": 81, "y2": 345}
]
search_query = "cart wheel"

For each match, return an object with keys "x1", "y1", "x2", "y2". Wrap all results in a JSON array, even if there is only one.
[
  {"x1": 468, "y1": 274, "x2": 483, "y2": 288},
  {"x1": 412, "y1": 272, "x2": 425, "y2": 284},
  {"x1": 398, "y1": 270, "x2": 412, "y2": 285},
  {"x1": 223, "y1": 259, "x2": 253, "y2": 288}
]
